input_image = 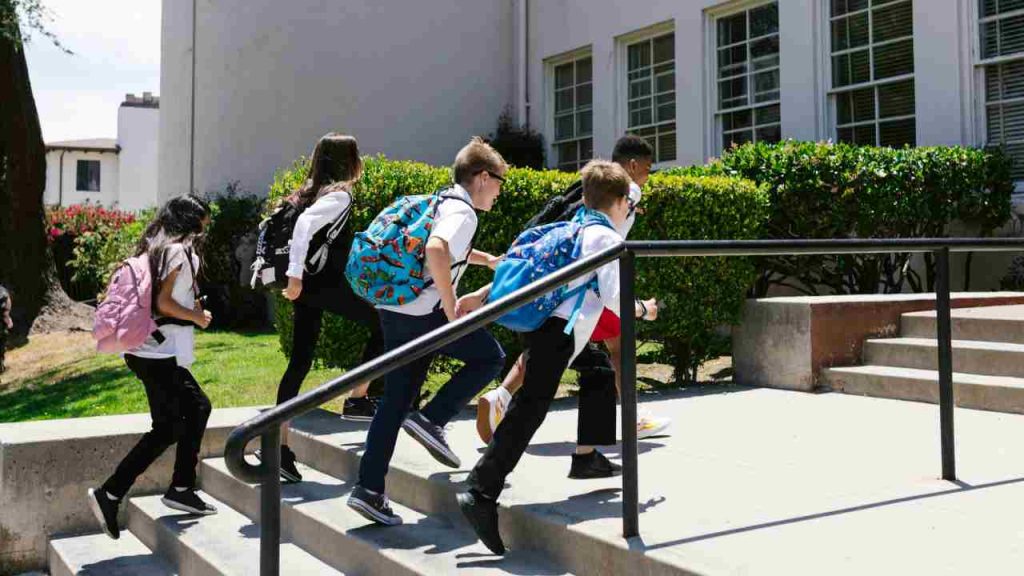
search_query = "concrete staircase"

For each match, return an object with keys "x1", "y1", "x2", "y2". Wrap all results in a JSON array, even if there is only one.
[
  {"x1": 823, "y1": 305, "x2": 1024, "y2": 413},
  {"x1": 46, "y1": 411, "x2": 578, "y2": 575}
]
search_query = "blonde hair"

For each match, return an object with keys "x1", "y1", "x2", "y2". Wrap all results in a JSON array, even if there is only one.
[
  {"x1": 581, "y1": 159, "x2": 630, "y2": 211},
  {"x1": 452, "y1": 137, "x2": 508, "y2": 185}
]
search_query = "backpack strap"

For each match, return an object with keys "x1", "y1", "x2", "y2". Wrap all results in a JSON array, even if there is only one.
[{"x1": 421, "y1": 190, "x2": 476, "y2": 292}]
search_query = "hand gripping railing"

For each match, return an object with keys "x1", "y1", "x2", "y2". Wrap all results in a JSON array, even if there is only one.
[{"x1": 226, "y1": 237, "x2": 1024, "y2": 575}]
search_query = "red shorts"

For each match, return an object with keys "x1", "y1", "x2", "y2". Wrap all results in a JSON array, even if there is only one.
[{"x1": 589, "y1": 308, "x2": 620, "y2": 342}]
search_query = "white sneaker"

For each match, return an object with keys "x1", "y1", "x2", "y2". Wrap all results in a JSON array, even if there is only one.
[
  {"x1": 476, "y1": 386, "x2": 512, "y2": 444},
  {"x1": 636, "y1": 414, "x2": 671, "y2": 440}
]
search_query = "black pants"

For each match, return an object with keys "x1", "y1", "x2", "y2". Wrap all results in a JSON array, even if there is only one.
[
  {"x1": 277, "y1": 279, "x2": 385, "y2": 405},
  {"x1": 102, "y1": 355, "x2": 212, "y2": 497},
  {"x1": 470, "y1": 318, "x2": 592, "y2": 500},
  {"x1": 572, "y1": 344, "x2": 617, "y2": 446}
]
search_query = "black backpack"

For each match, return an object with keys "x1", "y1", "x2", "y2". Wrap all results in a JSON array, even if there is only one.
[
  {"x1": 525, "y1": 179, "x2": 584, "y2": 229},
  {"x1": 250, "y1": 200, "x2": 351, "y2": 290}
]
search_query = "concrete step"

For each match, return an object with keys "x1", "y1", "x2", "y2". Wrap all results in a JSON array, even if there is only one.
[
  {"x1": 126, "y1": 492, "x2": 342, "y2": 576},
  {"x1": 200, "y1": 457, "x2": 569, "y2": 575},
  {"x1": 901, "y1": 305, "x2": 1024, "y2": 344},
  {"x1": 283, "y1": 410, "x2": 689, "y2": 576},
  {"x1": 822, "y1": 365, "x2": 1024, "y2": 414},
  {"x1": 48, "y1": 531, "x2": 176, "y2": 576},
  {"x1": 863, "y1": 337, "x2": 1024, "y2": 378}
]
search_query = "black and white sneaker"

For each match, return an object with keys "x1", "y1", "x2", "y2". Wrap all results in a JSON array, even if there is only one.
[
  {"x1": 402, "y1": 411, "x2": 460, "y2": 468},
  {"x1": 161, "y1": 488, "x2": 218, "y2": 515},
  {"x1": 458, "y1": 490, "x2": 505, "y2": 555},
  {"x1": 341, "y1": 396, "x2": 378, "y2": 422},
  {"x1": 347, "y1": 485, "x2": 402, "y2": 526},
  {"x1": 87, "y1": 488, "x2": 121, "y2": 540},
  {"x1": 254, "y1": 445, "x2": 303, "y2": 483}
]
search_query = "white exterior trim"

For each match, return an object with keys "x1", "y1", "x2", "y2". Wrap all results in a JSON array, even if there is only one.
[
  {"x1": 544, "y1": 45, "x2": 594, "y2": 170},
  {"x1": 615, "y1": 19, "x2": 676, "y2": 168}
]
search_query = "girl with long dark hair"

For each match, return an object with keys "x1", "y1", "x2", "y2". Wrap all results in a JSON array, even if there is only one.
[
  {"x1": 88, "y1": 194, "x2": 217, "y2": 540},
  {"x1": 261, "y1": 133, "x2": 384, "y2": 483}
]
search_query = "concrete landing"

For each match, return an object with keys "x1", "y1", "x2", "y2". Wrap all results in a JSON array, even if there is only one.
[{"x1": 292, "y1": 387, "x2": 1024, "y2": 575}]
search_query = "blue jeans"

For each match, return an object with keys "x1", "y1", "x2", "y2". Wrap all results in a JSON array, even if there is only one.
[{"x1": 358, "y1": 307, "x2": 505, "y2": 493}]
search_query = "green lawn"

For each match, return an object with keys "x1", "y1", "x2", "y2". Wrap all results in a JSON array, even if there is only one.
[{"x1": 0, "y1": 332, "x2": 349, "y2": 422}]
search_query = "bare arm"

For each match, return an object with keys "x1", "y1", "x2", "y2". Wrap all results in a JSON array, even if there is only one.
[
  {"x1": 469, "y1": 249, "x2": 502, "y2": 270},
  {"x1": 156, "y1": 267, "x2": 211, "y2": 328},
  {"x1": 425, "y1": 237, "x2": 457, "y2": 321}
]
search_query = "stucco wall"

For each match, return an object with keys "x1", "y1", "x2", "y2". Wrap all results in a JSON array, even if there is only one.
[
  {"x1": 159, "y1": 0, "x2": 515, "y2": 202},
  {"x1": 117, "y1": 106, "x2": 160, "y2": 211},
  {"x1": 43, "y1": 150, "x2": 119, "y2": 207}
]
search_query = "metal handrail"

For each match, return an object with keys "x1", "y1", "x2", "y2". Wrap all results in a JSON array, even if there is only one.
[{"x1": 226, "y1": 237, "x2": 1024, "y2": 575}]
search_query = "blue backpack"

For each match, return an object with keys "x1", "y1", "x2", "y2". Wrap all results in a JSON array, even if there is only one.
[
  {"x1": 489, "y1": 209, "x2": 615, "y2": 334},
  {"x1": 346, "y1": 190, "x2": 472, "y2": 306}
]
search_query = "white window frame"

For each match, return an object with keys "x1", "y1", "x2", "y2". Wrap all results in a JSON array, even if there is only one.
[
  {"x1": 545, "y1": 46, "x2": 594, "y2": 172},
  {"x1": 615, "y1": 20, "x2": 677, "y2": 168},
  {"x1": 971, "y1": 0, "x2": 1024, "y2": 192},
  {"x1": 706, "y1": 1, "x2": 783, "y2": 154},
  {"x1": 825, "y1": 0, "x2": 917, "y2": 147}
]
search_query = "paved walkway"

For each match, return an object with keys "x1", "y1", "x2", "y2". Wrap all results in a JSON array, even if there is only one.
[{"x1": 334, "y1": 385, "x2": 1024, "y2": 575}]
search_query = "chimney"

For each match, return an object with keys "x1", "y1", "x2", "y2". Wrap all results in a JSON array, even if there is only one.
[{"x1": 143, "y1": 92, "x2": 154, "y2": 103}]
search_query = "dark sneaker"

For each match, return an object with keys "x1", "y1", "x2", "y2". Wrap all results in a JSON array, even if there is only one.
[
  {"x1": 568, "y1": 450, "x2": 622, "y2": 479},
  {"x1": 347, "y1": 485, "x2": 402, "y2": 526},
  {"x1": 87, "y1": 488, "x2": 121, "y2": 540},
  {"x1": 161, "y1": 488, "x2": 218, "y2": 515},
  {"x1": 402, "y1": 411, "x2": 460, "y2": 468},
  {"x1": 254, "y1": 445, "x2": 303, "y2": 483},
  {"x1": 457, "y1": 490, "x2": 505, "y2": 555},
  {"x1": 342, "y1": 396, "x2": 378, "y2": 422}
]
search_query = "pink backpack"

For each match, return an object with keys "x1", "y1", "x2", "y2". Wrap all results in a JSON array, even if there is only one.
[{"x1": 93, "y1": 254, "x2": 159, "y2": 354}]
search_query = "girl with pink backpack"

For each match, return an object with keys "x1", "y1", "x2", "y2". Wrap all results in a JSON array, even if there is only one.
[{"x1": 88, "y1": 194, "x2": 217, "y2": 541}]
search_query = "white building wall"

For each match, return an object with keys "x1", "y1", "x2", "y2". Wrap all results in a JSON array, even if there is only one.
[
  {"x1": 159, "y1": 0, "x2": 515, "y2": 203},
  {"x1": 43, "y1": 150, "x2": 119, "y2": 207},
  {"x1": 117, "y1": 105, "x2": 161, "y2": 211}
]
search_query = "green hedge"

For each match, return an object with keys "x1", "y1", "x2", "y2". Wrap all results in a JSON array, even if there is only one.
[
  {"x1": 268, "y1": 155, "x2": 767, "y2": 383},
  {"x1": 667, "y1": 141, "x2": 1014, "y2": 295}
]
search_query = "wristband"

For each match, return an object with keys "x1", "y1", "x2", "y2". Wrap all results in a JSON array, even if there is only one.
[{"x1": 637, "y1": 299, "x2": 648, "y2": 319}]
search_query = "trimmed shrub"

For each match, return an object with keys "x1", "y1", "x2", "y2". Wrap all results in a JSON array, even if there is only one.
[
  {"x1": 665, "y1": 141, "x2": 1014, "y2": 295},
  {"x1": 268, "y1": 155, "x2": 767, "y2": 383}
]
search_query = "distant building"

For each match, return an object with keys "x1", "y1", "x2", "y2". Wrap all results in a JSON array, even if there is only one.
[{"x1": 45, "y1": 92, "x2": 160, "y2": 211}]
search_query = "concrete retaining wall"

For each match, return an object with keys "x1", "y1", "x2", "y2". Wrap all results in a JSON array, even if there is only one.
[{"x1": 0, "y1": 408, "x2": 262, "y2": 573}]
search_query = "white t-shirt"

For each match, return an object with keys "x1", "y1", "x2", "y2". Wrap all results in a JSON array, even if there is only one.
[
  {"x1": 551, "y1": 223, "x2": 624, "y2": 360},
  {"x1": 128, "y1": 244, "x2": 200, "y2": 368},
  {"x1": 287, "y1": 190, "x2": 352, "y2": 279},
  {"x1": 379, "y1": 185, "x2": 477, "y2": 316}
]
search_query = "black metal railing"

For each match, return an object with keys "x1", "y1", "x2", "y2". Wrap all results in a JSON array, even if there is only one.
[{"x1": 225, "y1": 237, "x2": 1024, "y2": 575}]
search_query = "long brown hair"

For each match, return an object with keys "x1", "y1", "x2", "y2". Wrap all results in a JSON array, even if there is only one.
[{"x1": 288, "y1": 133, "x2": 362, "y2": 209}]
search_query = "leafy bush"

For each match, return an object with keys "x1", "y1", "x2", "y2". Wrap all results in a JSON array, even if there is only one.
[
  {"x1": 47, "y1": 204, "x2": 137, "y2": 301},
  {"x1": 664, "y1": 141, "x2": 1014, "y2": 295},
  {"x1": 486, "y1": 108, "x2": 545, "y2": 169},
  {"x1": 269, "y1": 155, "x2": 767, "y2": 382}
]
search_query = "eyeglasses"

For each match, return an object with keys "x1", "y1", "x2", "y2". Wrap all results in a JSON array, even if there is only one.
[{"x1": 485, "y1": 171, "x2": 506, "y2": 184}]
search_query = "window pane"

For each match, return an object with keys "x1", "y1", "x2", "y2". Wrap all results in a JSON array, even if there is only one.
[
  {"x1": 981, "y1": 0, "x2": 1024, "y2": 17},
  {"x1": 630, "y1": 79, "x2": 651, "y2": 100},
  {"x1": 872, "y1": 1, "x2": 913, "y2": 43},
  {"x1": 657, "y1": 93, "x2": 676, "y2": 122},
  {"x1": 832, "y1": 0, "x2": 869, "y2": 17},
  {"x1": 982, "y1": 20, "x2": 1001, "y2": 60},
  {"x1": 580, "y1": 138, "x2": 594, "y2": 162},
  {"x1": 725, "y1": 129, "x2": 754, "y2": 148},
  {"x1": 719, "y1": 45, "x2": 747, "y2": 78},
  {"x1": 750, "y1": 4, "x2": 779, "y2": 38},
  {"x1": 77, "y1": 160, "x2": 101, "y2": 192},
  {"x1": 833, "y1": 50, "x2": 871, "y2": 87},
  {"x1": 834, "y1": 13, "x2": 870, "y2": 49},
  {"x1": 654, "y1": 34, "x2": 674, "y2": 64},
  {"x1": 878, "y1": 79, "x2": 915, "y2": 118},
  {"x1": 658, "y1": 131, "x2": 677, "y2": 161},
  {"x1": 996, "y1": 101, "x2": 1024, "y2": 142},
  {"x1": 992, "y1": 60, "x2": 1024, "y2": 102},
  {"x1": 751, "y1": 36, "x2": 780, "y2": 70},
  {"x1": 723, "y1": 109, "x2": 753, "y2": 131},
  {"x1": 879, "y1": 117, "x2": 916, "y2": 147},
  {"x1": 720, "y1": 76, "x2": 748, "y2": 109},
  {"x1": 630, "y1": 108, "x2": 653, "y2": 128},
  {"x1": 577, "y1": 111, "x2": 593, "y2": 136},
  {"x1": 629, "y1": 41, "x2": 651, "y2": 70},
  {"x1": 576, "y1": 84, "x2": 592, "y2": 108},
  {"x1": 556, "y1": 88, "x2": 574, "y2": 113},
  {"x1": 656, "y1": 72, "x2": 674, "y2": 94},
  {"x1": 998, "y1": 14, "x2": 1024, "y2": 58},
  {"x1": 555, "y1": 63, "x2": 574, "y2": 89},
  {"x1": 755, "y1": 104, "x2": 781, "y2": 125},
  {"x1": 854, "y1": 124, "x2": 877, "y2": 145},
  {"x1": 852, "y1": 87, "x2": 876, "y2": 122},
  {"x1": 576, "y1": 57, "x2": 592, "y2": 84},
  {"x1": 874, "y1": 39, "x2": 914, "y2": 79},
  {"x1": 555, "y1": 114, "x2": 575, "y2": 141},
  {"x1": 718, "y1": 13, "x2": 747, "y2": 46},
  {"x1": 753, "y1": 69, "x2": 780, "y2": 102},
  {"x1": 756, "y1": 124, "x2": 782, "y2": 143},
  {"x1": 557, "y1": 141, "x2": 578, "y2": 167}
]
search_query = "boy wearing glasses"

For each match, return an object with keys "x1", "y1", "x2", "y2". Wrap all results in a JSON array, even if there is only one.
[{"x1": 348, "y1": 137, "x2": 508, "y2": 526}]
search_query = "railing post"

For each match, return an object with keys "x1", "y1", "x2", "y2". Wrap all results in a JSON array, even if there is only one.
[
  {"x1": 619, "y1": 250, "x2": 640, "y2": 538},
  {"x1": 260, "y1": 428, "x2": 281, "y2": 575},
  {"x1": 934, "y1": 247, "x2": 957, "y2": 482}
]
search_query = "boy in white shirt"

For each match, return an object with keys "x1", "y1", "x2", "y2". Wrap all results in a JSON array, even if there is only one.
[
  {"x1": 456, "y1": 160, "x2": 659, "y2": 554},
  {"x1": 348, "y1": 138, "x2": 507, "y2": 526}
]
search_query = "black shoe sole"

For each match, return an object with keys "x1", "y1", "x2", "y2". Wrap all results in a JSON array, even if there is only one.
[
  {"x1": 402, "y1": 417, "x2": 460, "y2": 468},
  {"x1": 87, "y1": 488, "x2": 119, "y2": 540},
  {"x1": 340, "y1": 413, "x2": 375, "y2": 422},
  {"x1": 568, "y1": 469, "x2": 621, "y2": 479},
  {"x1": 161, "y1": 496, "x2": 218, "y2": 516},
  {"x1": 457, "y1": 493, "x2": 505, "y2": 555},
  {"x1": 347, "y1": 496, "x2": 402, "y2": 526}
]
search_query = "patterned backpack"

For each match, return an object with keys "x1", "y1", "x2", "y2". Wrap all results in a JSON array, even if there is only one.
[
  {"x1": 488, "y1": 208, "x2": 615, "y2": 334},
  {"x1": 346, "y1": 190, "x2": 472, "y2": 306}
]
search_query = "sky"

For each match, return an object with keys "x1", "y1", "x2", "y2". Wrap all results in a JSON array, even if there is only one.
[{"x1": 24, "y1": 0, "x2": 161, "y2": 143}]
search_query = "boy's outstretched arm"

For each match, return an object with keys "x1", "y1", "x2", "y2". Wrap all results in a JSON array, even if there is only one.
[
  {"x1": 456, "y1": 283, "x2": 492, "y2": 318},
  {"x1": 469, "y1": 249, "x2": 502, "y2": 270},
  {"x1": 426, "y1": 236, "x2": 458, "y2": 321}
]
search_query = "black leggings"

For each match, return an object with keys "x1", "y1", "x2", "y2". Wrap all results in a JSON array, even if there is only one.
[{"x1": 276, "y1": 280, "x2": 385, "y2": 405}]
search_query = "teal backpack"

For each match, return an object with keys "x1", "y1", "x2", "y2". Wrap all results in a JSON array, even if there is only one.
[
  {"x1": 488, "y1": 208, "x2": 616, "y2": 334},
  {"x1": 346, "y1": 190, "x2": 472, "y2": 306}
]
